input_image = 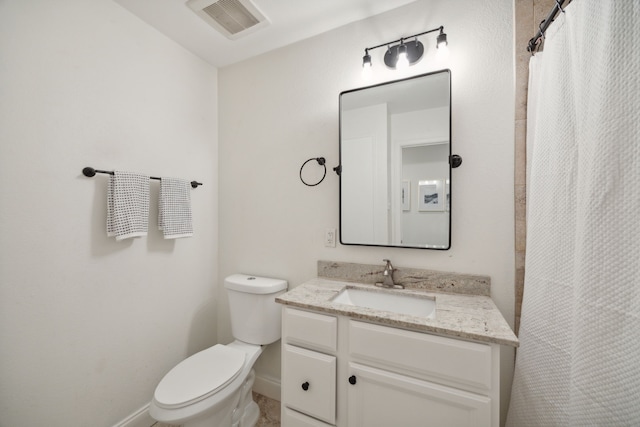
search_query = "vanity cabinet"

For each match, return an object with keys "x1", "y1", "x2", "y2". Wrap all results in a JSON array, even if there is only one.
[
  {"x1": 282, "y1": 307, "x2": 338, "y2": 426},
  {"x1": 281, "y1": 307, "x2": 501, "y2": 427},
  {"x1": 345, "y1": 321, "x2": 496, "y2": 427}
]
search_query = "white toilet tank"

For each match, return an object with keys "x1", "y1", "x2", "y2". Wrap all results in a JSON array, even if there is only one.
[{"x1": 224, "y1": 274, "x2": 288, "y2": 345}]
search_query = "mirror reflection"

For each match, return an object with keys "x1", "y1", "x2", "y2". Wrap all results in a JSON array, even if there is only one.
[{"x1": 339, "y1": 70, "x2": 451, "y2": 249}]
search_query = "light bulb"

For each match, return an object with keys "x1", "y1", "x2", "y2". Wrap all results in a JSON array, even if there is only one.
[
  {"x1": 362, "y1": 51, "x2": 372, "y2": 68},
  {"x1": 396, "y1": 44, "x2": 409, "y2": 69},
  {"x1": 362, "y1": 62, "x2": 372, "y2": 79},
  {"x1": 437, "y1": 32, "x2": 448, "y2": 49}
]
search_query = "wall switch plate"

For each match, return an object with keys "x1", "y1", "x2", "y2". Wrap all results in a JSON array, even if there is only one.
[{"x1": 325, "y1": 228, "x2": 336, "y2": 247}]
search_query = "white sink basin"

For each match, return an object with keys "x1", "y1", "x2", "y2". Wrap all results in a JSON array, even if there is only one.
[{"x1": 332, "y1": 287, "x2": 436, "y2": 319}]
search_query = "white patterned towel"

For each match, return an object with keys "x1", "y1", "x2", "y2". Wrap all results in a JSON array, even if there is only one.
[
  {"x1": 107, "y1": 171, "x2": 150, "y2": 240},
  {"x1": 159, "y1": 177, "x2": 193, "y2": 239}
]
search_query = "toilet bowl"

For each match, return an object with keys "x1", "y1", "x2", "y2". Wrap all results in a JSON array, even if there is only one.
[{"x1": 149, "y1": 274, "x2": 287, "y2": 427}]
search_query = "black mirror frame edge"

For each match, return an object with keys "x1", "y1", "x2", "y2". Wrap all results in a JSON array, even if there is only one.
[{"x1": 337, "y1": 69, "x2": 453, "y2": 250}]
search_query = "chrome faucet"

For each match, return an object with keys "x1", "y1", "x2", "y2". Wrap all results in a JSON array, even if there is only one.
[{"x1": 376, "y1": 259, "x2": 404, "y2": 289}]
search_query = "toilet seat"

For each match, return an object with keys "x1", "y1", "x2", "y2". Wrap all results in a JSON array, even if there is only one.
[{"x1": 153, "y1": 344, "x2": 245, "y2": 409}]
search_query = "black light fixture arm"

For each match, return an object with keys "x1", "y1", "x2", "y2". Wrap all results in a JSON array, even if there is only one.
[{"x1": 364, "y1": 26, "x2": 444, "y2": 53}]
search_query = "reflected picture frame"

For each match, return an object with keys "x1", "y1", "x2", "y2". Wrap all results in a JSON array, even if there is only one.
[
  {"x1": 445, "y1": 179, "x2": 450, "y2": 212},
  {"x1": 418, "y1": 180, "x2": 444, "y2": 211},
  {"x1": 402, "y1": 180, "x2": 411, "y2": 211}
]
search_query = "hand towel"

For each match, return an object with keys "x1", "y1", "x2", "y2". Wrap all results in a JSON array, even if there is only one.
[
  {"x1": 159, "y1": 177, "x2": 193, "y2": 239},
  {"x1": 106, "y1": 171, "x2": 150, "y2": 240}
]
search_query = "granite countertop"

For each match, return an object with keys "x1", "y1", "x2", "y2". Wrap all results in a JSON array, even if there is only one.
[{"x1": 276, "y1": 278, "x2": 519, "y2": 347}]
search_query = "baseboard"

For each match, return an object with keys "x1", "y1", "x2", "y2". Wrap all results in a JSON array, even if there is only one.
[
  {"x1": 112, "y1": 402, "x2": 155, "y2": 427},
  {"x1": 253, "y1": 373, "x2": 281, "y2": 402}
]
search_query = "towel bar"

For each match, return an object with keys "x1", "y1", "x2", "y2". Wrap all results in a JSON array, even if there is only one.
[{"x1": 82, "y1": 167, "x2": 202, "y2": 188}]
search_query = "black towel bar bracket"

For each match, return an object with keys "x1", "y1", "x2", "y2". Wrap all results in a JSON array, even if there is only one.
[{"x1": 82, "y1": 167, "x2": 202, "y2": 188}]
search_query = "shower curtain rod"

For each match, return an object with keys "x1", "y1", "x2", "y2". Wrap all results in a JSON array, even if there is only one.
[{"x1": 527, "y1": 0, "x2": 569, "y2": 53}]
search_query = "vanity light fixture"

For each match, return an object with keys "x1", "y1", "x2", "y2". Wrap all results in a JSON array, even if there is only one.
[
  {"x1": 437, "y1": 28, "x2": 448, "y2": 49},
  {"x1": 362, "y1": 26, "x2": 447, "y2": 70},
  {"x1": 362, "y1": 49, "x2": 372, "y2": 68}
]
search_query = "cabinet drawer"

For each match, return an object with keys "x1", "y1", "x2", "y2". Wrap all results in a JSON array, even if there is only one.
[
  {"x1": 282, "y1": 344, "x2": 336, "y2": 424},
  {"x1": 282, "y1": 407, "x2": 335, "y2": 427},
  {"x1": 283, "y1": 307, "x2": 337, "y2": 353},
  {"x1": 349, "y1": 321, "x2": 493, "y2": 391}
]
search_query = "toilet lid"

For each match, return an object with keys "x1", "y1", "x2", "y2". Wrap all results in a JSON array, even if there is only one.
[{"x1": 154, "y1": 344, "x2": 245, "y2": 409}]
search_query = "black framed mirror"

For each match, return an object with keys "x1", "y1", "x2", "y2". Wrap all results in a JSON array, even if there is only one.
[{"x1": 338, "y1": 70, "x2": 452, "y2": 249}]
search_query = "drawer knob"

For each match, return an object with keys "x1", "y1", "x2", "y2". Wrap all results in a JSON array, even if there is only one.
[
  {"x1": 301, "y1": 381, "x2": 310, "y2": 391},
  {"x1": 348, "y1": 375, "x2": 357, "y2": 385}
]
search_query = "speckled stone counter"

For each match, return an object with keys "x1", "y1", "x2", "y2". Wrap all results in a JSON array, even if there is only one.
[
  {"x1": 276, "y1": 278, "x2": 519, "y2": 347},
  {"x1": 318, "y1": 260, "x2": 492, "y2": 296}
]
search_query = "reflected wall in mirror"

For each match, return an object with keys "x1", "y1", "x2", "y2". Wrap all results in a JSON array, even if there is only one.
[{"x1": 339, "y1": 70, "x2": 451, "y2": 249}]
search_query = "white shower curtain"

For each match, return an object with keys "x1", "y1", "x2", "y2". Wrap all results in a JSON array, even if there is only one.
[{"x1": 507, "y1": 1, "x2": 640, "y2": 426}]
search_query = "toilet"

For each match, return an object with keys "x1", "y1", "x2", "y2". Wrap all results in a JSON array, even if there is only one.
[{"x1": 149, "y1": 274, "x2": 287, "y2": 427}]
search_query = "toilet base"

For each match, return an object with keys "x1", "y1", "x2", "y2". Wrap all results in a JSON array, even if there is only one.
[
  {"x1": 181, "y1": 369, "x2": 259, "y2": 427},
  {"x1": 240, "y1": 401, "x2": 259, "y2": 427},
  {"x1": 151, "y1": 342, "x2": 263, "y2": 427},
  {"x1": 231, "y1": 369, "x2": 259, "y2": 427}
]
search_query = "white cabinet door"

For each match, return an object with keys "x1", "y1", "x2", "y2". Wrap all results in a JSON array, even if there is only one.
[
  {"x1": 282, "y1": 344, "x2": 336, "y2": 425},
  {"x1": 349, "y1": 320, "x2": 493, "y2": 392},
  {"x1": 346, "y1": 362, "x2": 492, "y2": 427}
]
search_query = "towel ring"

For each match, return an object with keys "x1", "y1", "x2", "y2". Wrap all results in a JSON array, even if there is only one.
[{"x1": 299, "y1": 157, "x2": 327, "y2": 187}]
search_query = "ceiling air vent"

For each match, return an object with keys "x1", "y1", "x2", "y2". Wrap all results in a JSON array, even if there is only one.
[{"x1": 187, "y1": 0, "x2": 269, "y2": 40}]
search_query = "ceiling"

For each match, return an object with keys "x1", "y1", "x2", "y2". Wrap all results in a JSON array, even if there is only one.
[{"x1": 114, "y1": 0, "x2": 418, "y2": 68}]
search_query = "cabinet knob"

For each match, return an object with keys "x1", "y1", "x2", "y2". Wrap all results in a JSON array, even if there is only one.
[
  {"x1": 348, "y1": 375, "x2": 357, "y2": 385},
  {"x1": 301, "y1": 381, "x2": 310, "y2": 391}
]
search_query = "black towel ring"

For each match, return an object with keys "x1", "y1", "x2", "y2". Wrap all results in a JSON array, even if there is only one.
[{"x1": 299, "y1": 157, "x2": 327, "y2": 187}]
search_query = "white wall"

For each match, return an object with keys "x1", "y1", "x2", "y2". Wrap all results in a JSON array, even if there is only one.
[
  {"x1": 393, "y1": 107, "x2": 450, "y2": 246},
  {"x1": 341, "y1": 104, "x2": 389, "y2": 245},
  {"x1": 401, "y1": 144, "x2": 450, "y2": 246},
  {"x1": 0, "y1": 1, "x2": 219, "y2": 426},
  {"x1": 218, "y1": 0, "x2": 515, "y2": 423}
]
